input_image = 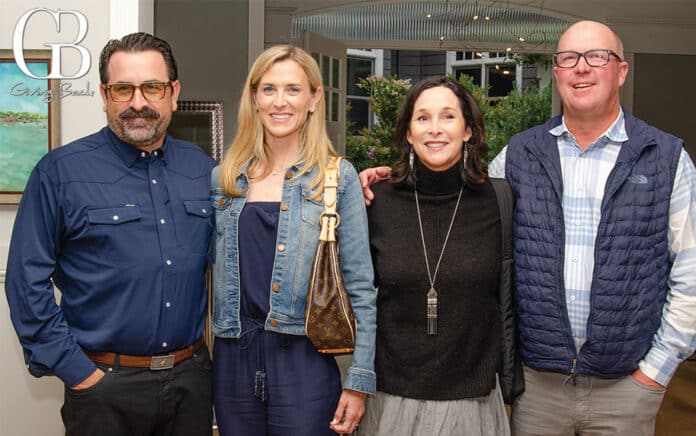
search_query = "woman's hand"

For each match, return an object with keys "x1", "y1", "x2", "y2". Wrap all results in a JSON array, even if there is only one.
[{"x1": 329, "y1": 388, "x2": 367, "y2": 434}]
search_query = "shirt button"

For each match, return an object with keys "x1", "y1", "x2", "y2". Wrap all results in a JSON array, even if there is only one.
[
  {"x1": 571, "y1": 257, "x2": 578, "y2": 262},
  {"x1": 202, "y1": 209, "x2": 207, "y2": 214},
  {"x1": 270, "y1": 319, "x2": 278, "y2": 327},
  {"x1": 165, "y1": 302, "x2": 171, "y2": 308},
  {"x1": 577, "y1": 185, "x2": 584, "y2": 191},
  {"x1": 272, "y1": 284, "x2": 280, "y2": 292},
  {"x1": 152, "y1": 179, "x2": 158, "y2": 185},
  {"x1": 277, "y1": 244, "x2": 286, "y2": 252},
  {"x1": 140, "y1": 151, "x2": 147, "y2": 158},
  {"x1": 285, "y1": 172, "x2": 293, "y2": 179},
  {"x1": 574, "y1": 220, "x2": 581, "y2": 226},
  {"x1": 570, "y1": 295, "x2": 576, "y2": 302},
  {"x1": 162, "y1": 342, "x2": 168, "y2": 348},
  {"x1": 160, "y1": 218, "x2": 166, "y2": 224},
  {"x1": 112, "y1": 215, "x2": 119, "y2": 221},
  {"x1": 280, "y1": 204, "x2": 288, "y2": 211},
  {"x1": 166, "y1": 259, "x2": 172, "y2": 266}
]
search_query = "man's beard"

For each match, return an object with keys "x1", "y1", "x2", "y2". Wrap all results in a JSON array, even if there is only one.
[{"x1": 109, "y1": 107, "x2": 171, "y2": 148}]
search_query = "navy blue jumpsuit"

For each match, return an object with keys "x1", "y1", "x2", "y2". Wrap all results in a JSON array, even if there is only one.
[{"x1": 212, "y1": 202, "x2": 342, "y2": 436}]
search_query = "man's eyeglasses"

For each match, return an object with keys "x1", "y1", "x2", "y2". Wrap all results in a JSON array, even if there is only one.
[
  {"x1": 104, "y1": 81, "x2": 172, "y2": 102},
  {"x1": 553, "y1": 49, "x2": 623, "y2": 68}
]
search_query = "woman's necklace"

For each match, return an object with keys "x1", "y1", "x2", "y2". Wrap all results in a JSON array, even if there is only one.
[{"x1": 415, "y1": 187, "x2": 463, "y2": 336}]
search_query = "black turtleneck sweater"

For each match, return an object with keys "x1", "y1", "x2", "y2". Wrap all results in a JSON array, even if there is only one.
[{"x1": 367, "y1": 162, "x2": 502, "y2": 400}]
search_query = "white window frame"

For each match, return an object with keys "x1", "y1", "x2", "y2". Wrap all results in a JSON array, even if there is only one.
[
  {"x1": 446, "y1": 51, "x2": 520, "y2": 94},
  {"x1": 346, "y1": 49, "x2": 384, "y2": 132}
]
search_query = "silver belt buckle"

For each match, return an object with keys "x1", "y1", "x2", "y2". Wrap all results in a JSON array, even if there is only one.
[{"x1": 150, "y1": 354, "x2": 175, "y2": 370}]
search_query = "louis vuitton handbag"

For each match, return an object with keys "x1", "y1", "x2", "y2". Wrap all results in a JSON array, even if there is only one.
[{"x1": 304, "y1": 157, "x2": 356, "y2": 355}]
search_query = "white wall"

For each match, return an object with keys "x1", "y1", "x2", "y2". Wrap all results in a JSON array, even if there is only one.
[{"x1": 1, "y1": 2, "x2": 110, "y2": 435}]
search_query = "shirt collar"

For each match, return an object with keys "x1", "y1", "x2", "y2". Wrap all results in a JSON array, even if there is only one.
[
  {"x1": 105, "y1": 127, "x2": 168, "y2": 167},
  {"x1": 549, "y1": 109, "x2": 628, "y2": 144}
]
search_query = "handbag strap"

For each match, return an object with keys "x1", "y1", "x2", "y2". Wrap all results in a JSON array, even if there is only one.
[
  {"x1": 490, "y1": 178, "x2": 513, "y2": 261},
  {"x1": 319, "y1": 157, "x2": 342, "y2": 241},
  {"x1": 323, "y1": 156, "x2": 341, "y2": 217}
]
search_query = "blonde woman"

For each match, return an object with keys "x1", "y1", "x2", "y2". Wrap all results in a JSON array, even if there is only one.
[{"x1": 210, "y1": 45, "x2": 376, "y2": 436}]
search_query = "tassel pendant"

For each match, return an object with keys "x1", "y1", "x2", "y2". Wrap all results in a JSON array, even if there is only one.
[{"x1": 427, "y1": 287, "x2": 438, "y2": 336}]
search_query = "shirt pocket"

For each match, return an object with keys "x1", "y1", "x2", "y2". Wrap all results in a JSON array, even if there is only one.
[
  {"x1": 87, "y1": 206, "x2": 142, "y2": 225},
  {"x1": 86, "y1": 206, "x2": 143, "y2": 261},
  {"x1": 182, "y1": 199, "x2": 214, "y2": 255},
  {"x1": 300, "y1": 189, "x2": 324, "y2": 229}
]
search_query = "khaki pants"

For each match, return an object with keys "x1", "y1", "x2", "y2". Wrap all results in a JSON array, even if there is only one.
[
  {"x1": 655, "y1": 353, "x2": 696, "y2": 436},
  {"x1": 512, "y1": 366, "x2": 665, "y2": 436}
]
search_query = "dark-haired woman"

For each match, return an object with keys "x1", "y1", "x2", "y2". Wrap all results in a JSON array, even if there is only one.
[{"x1": 357, "y1": 76, "x2": 521, "y2": 435}]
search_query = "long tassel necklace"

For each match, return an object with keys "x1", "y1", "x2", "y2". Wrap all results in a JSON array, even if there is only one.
[{"x1": 415, "y1": 187, "x2": 463, "y2": 336}]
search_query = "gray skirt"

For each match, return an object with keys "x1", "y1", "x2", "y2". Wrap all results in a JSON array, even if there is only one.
[{"x1": 356, "y1": 379, "x2": 510, "y2": 436}]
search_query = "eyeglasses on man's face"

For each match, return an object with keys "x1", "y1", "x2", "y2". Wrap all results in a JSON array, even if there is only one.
[
  {"x1": 104, "y1": 81, "x2": 172, "y2": 102},
  {"x1": 553, "y1": 49, "x2": 623, "y2": 68}
]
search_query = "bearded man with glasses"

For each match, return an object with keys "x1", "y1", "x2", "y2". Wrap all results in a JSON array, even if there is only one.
[
  {"x1": 5, "y1": 33, "x2": 215, "y2": 436},
  {"x1": 359, "y1": 20, "x2": 696, "y2": 436}
]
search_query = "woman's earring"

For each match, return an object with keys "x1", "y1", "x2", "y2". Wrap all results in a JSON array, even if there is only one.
[
  {"x1": 409, "y1": 148, "x2": 414, "y2": 170},
  {"x1": 462, "y1": 143, "x2": 469, "y2": 170}
]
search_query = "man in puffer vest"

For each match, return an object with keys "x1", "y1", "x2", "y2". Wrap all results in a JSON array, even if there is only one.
[{"x1": 488, "y1": 20, "x2": 696, "y2": 435}]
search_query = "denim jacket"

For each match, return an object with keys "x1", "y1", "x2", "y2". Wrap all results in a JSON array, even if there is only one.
[{"x1": 210, "y1": 159, "x2": 377, "y2": 394}]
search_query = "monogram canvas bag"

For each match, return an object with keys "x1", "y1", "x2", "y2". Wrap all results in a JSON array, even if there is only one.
[{"x1": 304, "y1": 157, "x2": 356, "y2": 355}]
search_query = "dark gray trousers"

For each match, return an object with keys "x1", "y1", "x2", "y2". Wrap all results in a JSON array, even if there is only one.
[{"x1": 61, "y1": 345, "x2": 212, "y2": 436}]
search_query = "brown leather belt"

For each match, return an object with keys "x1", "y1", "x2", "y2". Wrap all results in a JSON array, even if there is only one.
[{"x1": 84, "y1": 337, "x2": 205, "y2": 370}]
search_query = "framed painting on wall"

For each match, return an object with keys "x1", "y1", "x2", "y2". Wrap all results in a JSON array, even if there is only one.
[{"x1": 0, "y1": 49, "x2": 60, "y2": 204}]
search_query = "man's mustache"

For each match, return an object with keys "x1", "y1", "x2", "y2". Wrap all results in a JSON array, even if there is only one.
[{"x1": 119, "y1": 107, "x2": 159, "y2": 119}]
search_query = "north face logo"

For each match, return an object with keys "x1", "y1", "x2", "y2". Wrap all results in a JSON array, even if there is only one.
[{"x1": 628, "y1": 174, "x2": 648, "y2": 184}]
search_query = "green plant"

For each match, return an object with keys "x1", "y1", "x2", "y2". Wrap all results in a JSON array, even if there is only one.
[
  {"x1": 345, "y1": 75, "x2": 410, "y2": 171},
  {"x1": 485, "y1": 82, "x2": 552, "y2": 160},
  {"x1": 456, "y1": 74, "x2": 551, "y2": 161}
]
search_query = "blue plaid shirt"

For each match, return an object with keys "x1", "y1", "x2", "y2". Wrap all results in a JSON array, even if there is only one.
[{"x1": 489, "y1": 110, "x2": 696, "y2": 385}]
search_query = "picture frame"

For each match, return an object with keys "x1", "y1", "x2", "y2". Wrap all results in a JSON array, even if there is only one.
[
  {"x1": 0, "y1": 49, "x2": 60, "y2": 204},
  {"x1": 168, "y1": 100, "x2": 224, "y2": 162}
]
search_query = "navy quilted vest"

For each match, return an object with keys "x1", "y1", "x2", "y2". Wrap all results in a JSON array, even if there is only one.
[{"x1": 505, "y1": 110, "x2": 683, "y2": 377}]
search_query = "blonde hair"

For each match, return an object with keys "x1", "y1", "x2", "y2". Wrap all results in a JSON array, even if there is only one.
[{"x1": 219, "y1": 45, "x2": 336, "y2": 197}]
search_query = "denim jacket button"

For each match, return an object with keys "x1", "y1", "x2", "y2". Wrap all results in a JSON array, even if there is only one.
[
  {"x1": 285, "y1": 172, "x2": 293, "y2": 179},
  {"x1": 270, "y1": 319, "x2": 278, "y2": 327},
  {"x1": 272, "y1": 284, "x2": 280, "y2": 292},
  {"x1": 218, "y1": 198, "x2": 225, "y2": 206},
  {"x1": 280, "y1": 204, "x2": 288, "y2": 211},
  {"x1": 277, "y1": 244, "x2": 286, "y2": 252}
]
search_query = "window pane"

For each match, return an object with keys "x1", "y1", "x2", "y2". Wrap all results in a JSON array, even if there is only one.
[
  {"x1": 454, "y1": 67, "x2": 481, "y2": 87},
  {"x1": 347, "y1": 98, "x2": 369, "y2": 134},
  {"x1": 324, "y1": 90, "x2": 330, "y2": 120},
  {"x1": 488, "y1": 65, "x2": 515, "y2": 97},
  {"x1": 331, "y1": 92, "x2": 339, "y2": 122},
  {"x1": 322, "y1": 55, "x2": 330, "y2": 85},
  {"x1": 347, "y1": 57, "x2": 372, "y2": 96},
  {"x1": 332, "y1": 58, "x2": 340, "y2": 89}
]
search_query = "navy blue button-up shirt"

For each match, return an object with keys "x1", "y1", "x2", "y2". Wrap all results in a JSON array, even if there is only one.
[{"x1": 5, "y1": 127, "x2": 215, "y2": 386}]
